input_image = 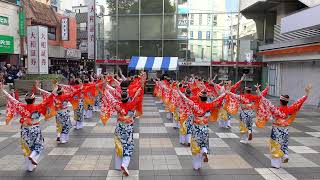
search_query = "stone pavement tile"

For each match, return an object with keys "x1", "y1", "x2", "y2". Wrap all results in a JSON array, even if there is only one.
[
  {"x1": 140, "y1": 118, "x2": 163, "y2": 124},
  {"x1": 249, "y1": 137, "x2": 269, "y2": 147},
  {"x1": 144, "y1": 107, "x2": 159, "y2": 111},
  {"x1": 81, "y1": 138, "x2": 114, "y2": 148},
  {"x1": 133, "y1": 133, "x2": 139, "y2": 139},
  {"x1": 48, "y1": 147, "x2": 79, "y2": 156},
  {"x1": 43, "y1": 126, "x2": 56, "y2": 133},
  {"x1": 90, "y1": 177, "x2": 107, "y2": 180},
  {"x1": 91, "y1": 126, "x2": 115, "y2": 134},
  {"x1": 0, "y1": 155, "x2": 29, "y2": 171},
  {"x1": 139, "y1": 155, "x2": 182, "y2": 170},
  {"x1": 174, "y1": 147, "x2": 192, "y2": 156},
  {"x1": 64, "y1": 155, "x2": 112, "y2": 171},
  {"x1": 140, "y1": 127, "x2": 167, "y2": 134},
  {"x1": 256, "y1": 168, "x2": 298, "y2": 180},
  {"x1": 305, "y1": 132, "x2": 320, "y2": 137},
  {"x1": 209, "y1": 138, "x2": 229, "y2": 147},
  {"x1": 0, "y1": 125, "x2": 20, "y2": 132},
  {"x1": 140, "y1": 175, "x2": 156, "y2": 180},
  {"x1": 0, "y1": 137, "x2": 8, "y2": 143},
  {"x1": 140, "y1": 138, "x2": 173, "y2": 148},
  {"x1": 106, "y1": 170, "x2": 139, "y2": 180},
  {"x1": 291, "y1": 137, "x2": 320, "y2": 146},
  {"x1": 83, "y1": 122, "x2": 97, "y2": 127},
  {"x1": 264, "y1": 153, "x2": 319, "y2": 168},
  {"x1": 289, "y1": 146, "x2": 318, "y2": 154},
  {"x1": 208, "y1": 154, "x2": 252, "y2": 169},
  {"x1": 216, "y1": 133, "x2": 239, "y2": 138}
]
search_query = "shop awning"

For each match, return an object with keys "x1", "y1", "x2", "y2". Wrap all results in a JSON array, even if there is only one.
[{"x1": 128, "y1": 56, "x2": 178, "y2": 71}]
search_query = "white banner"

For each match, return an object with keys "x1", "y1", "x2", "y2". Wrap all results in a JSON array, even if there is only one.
[
  {"x1": 38, "y1": 26, "x2": 48, "y2": 74},
  {"x1": 27, "y1": 26, "x2": 39, "y2": 74},
  {"x1": 61, "y1": 18, "x2": 69, "y2": 41},
  {"x1": 87, "y1": 0, "x2": 95, "y2": 59},
  {"x1": 27, "y1": 26, "x2": 48, "y2": 74}
]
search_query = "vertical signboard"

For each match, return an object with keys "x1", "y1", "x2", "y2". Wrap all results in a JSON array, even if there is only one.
[
  {"x1": 87, "y1": 0, "x2": 95, "y2": 59},
  {"x1": 19, "y1": 11, "x2": 25, "y2": 37},
  {"x1": 61, "y1": 18, "x2": 69, "y2": 41},
  {"x1": 38, "y1": 26, "x2": 48, "y2": 74},
  {"x1": 27, "y1": 26, "x2": 39, "y2": 74},
  {"x1": 27, "y1": 26, "x2": 48, "y2": 74}
]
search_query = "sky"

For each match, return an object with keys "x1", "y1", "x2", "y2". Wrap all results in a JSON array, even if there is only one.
[
  {"x1": 225, "y1": 0, "x2": 239, "y2": 12},
  {"x1": 60, "y1": 0, "x2": 107, "y2": 11},
  {"x1": 60, "y1": 0, "x2": 239, "y2": 12}
]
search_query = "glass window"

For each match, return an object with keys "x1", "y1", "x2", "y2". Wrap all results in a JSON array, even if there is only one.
[
  {"x1": 78, "y1": 23, "x2": 87, "y2": 31},
  {"x1": 118, "y1": 40, "x2": 139, "y2": 59},
  {"x1": 48, "y1": 27, "x2": 56, "y2": 40},
  {"x1": 198, "y1": 31, "x2": 202, "y2": 39},
  {"x1": 118, "y1": 15, "x2": 139, "y2": 40},
  {"x1": 141, "y1": 0, "x2": 165, "y2": 14},
  {"x1": 141, "y1": 15, "x2": 162, "y2": 40},
  {"x1": 163, "y1": 40, "x2": 186, "y2": 59},
  {"x1": 206, "y1": 31, "x2": 210, "y2": 39},
  {"x1": 140, "y1": 40, "x2": 162, "y2": 56},
  {"x1": 190, "y1": 31, "x2": 193, "y2": 39},
  {"x1": 199, "y1": 14, "x2": 202, "y2": 25},
  {"x1": 207, "y1": 14, "x2": 211, "y2": 25},
  {"x1": 164, "y1": 14, "x2": 178, "y2": 39},
  {"x1": 190, "y1": 14, "x2": 194, "y2": 25}
]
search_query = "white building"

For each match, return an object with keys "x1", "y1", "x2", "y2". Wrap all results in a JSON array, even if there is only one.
[
  {"x1": 188, "y1": 0, "x2": 227, "y2": 63},
  {"x1": 0, "y1": 1, "x2": 21, "y2": 66},
  {"x1": 241, "y1": 0, "x2": 320, "y2": 105}
]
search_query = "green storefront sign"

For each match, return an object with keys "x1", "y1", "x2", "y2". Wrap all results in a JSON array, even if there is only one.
[
  {"x1": 0, "y1": 16, "x2": 9, "y2": 26},
  {"x1": 19, "y1": 12, "x2": 25, "y2": 36},
  {"x1": 0, "y1": 35, "x2": 14, "y2": 54}
]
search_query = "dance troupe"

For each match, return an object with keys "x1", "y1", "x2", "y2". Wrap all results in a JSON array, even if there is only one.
[
  {"x1": 153, "y1": 74, "x2": 312, "y2": 170},
  {"x1": 0, "y1": 71, "x2": 312, "y2": 176}
]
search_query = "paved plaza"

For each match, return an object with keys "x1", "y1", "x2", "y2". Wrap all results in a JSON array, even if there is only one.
[{"x1": 0, "y1": 95, "x2": 320, "y2": 179}]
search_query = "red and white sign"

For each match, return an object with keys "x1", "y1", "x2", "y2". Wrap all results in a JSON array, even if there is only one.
[
  {"x1": 87, "y1": 0, "x2": 95, "y2": 59},
  {"x1": 27, "y1": 26, "x2": 48, "y2": 74},
  {"x1": 38, "y1": 26, "x2": 48, "y2": 74},
  {"x1": 61, "y1": 18, "x2": 69, "y2": 41}
]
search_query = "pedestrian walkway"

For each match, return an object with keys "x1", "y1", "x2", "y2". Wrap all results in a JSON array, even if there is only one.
[{"x1": 0, "y1": 95, "x2": 320, "y2": 179}]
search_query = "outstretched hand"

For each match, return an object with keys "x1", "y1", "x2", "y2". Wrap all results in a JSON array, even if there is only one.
[
  {"x1": 255, "y1": 83, "x2": 261, "y2": 95},
  {"x1": 305, "y1": 84, "x2": 312, "y2": 96},
  {"x1": 241, "y1": 74, "x2": 246, "y2": 81}
]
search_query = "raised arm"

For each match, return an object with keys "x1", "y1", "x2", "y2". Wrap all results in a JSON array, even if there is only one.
[{"x1": 230, "y1": 76, "x2": 244, "y2": 93}]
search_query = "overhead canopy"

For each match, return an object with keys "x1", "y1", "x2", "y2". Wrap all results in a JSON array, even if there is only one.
[{"x1": 128, "y1": 56, "x2": 178, "y2": 71}]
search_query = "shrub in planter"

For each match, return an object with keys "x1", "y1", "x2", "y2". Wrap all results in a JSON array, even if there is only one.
[{"x1": 15, "y1": 74, "x2": 67, "y2": 92}]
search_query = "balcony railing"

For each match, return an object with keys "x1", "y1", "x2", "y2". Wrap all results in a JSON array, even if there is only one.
[{"x1": 274, "y1": 24, "x2": 320, "y2": 43}]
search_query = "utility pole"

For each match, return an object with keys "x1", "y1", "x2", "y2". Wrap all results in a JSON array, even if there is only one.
[{"x1": 235, "y1": 0, "x2": 241, "y2": 81}]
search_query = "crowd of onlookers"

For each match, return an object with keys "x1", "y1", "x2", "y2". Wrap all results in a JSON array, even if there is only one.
[{"x1": 0, "y1": 64, "x2": 26, "y2": 85}]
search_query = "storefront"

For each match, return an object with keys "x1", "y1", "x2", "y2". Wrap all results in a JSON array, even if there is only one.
[{"x1": 0, "y1": 2, "x2": 21, "y2": 66}]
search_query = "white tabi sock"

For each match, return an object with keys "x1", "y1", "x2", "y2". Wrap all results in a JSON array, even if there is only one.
[
  {"x1": 60, "y1": 133, "x2": 68, "y2": 143},
  {"x1": 186, "y1": 134, "x2": 191, "y2": 144},
  {"x1": 85, "y1": 110, "x2": 93, "y2": 119},
  {"x1": 192, "y1": 154, "x2": 202, "y2": 170},
  {"x1": 76, "y1": 121, "x2": 84, "y2": 129},
  {"x1": 25, "y1": 157, "x2": 34, "y2": 172},
  {"x1": 180, "y1": 135, "x2": 186, "y2": 144},
  {"x1": 122, "y1": 156, "x2": 131, "y2": 168},
  {"x1": 114, "y1": 154, "x2": 122, "y2": 170},
  {"x1": 201, "y1": 147, "x2": 208, "y2": 154},
  {"x1": 30, "y1": 151, "x2": 40, "y2": 162},
  {"x1": 271, "y1": 158, "x2": 281, "y2": 168}
]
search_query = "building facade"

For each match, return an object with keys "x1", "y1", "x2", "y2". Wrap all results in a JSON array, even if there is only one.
[
  {"x1": 96, "y1": 0, "x2": 262, "y2": 84},
  {"x1": 241, "y1": 0, "x2": 320, "y2": 105},
  {"x1": 73, "y1": 3, "x2": 105, "y2": 70},
  {"x1": 23, "y1": 0, "x2": 80, "y2": 72},
  {"x1": 0, "y1": 0, "x2": 21, "y2": 67}
]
